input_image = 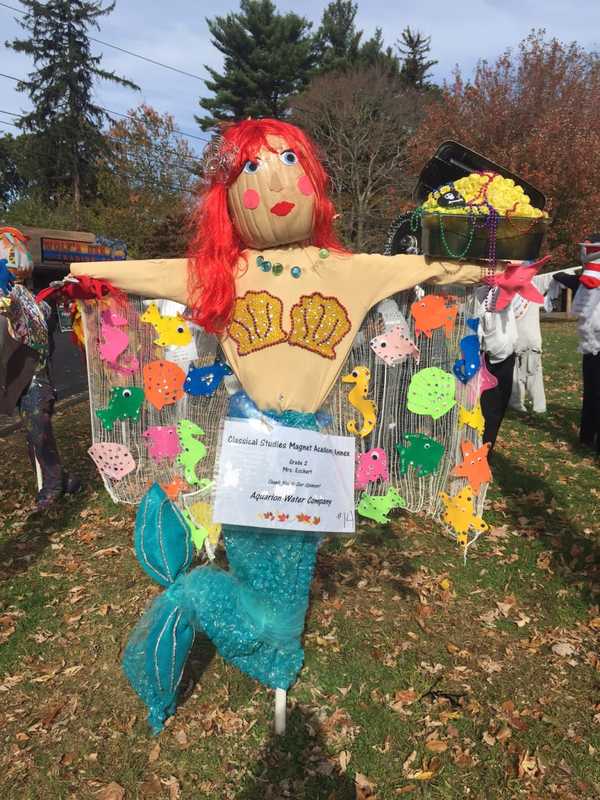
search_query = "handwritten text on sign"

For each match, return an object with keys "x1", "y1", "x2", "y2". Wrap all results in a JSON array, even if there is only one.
[{"x1": 212, "y1": 419, "x2": 356, "y2": 533}]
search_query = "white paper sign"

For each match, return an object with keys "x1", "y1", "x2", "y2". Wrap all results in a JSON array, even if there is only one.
[{"x1": 213, "y1": 419, "x2": 356, "y2": 533}]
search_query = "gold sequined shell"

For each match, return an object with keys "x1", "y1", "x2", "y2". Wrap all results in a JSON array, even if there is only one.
[
  {"x1": 228, "y1": 290, "x2": 288, "y2": 355},
  {"x1": 288, "y1": 292, "x2": 351, "y2": 360}
]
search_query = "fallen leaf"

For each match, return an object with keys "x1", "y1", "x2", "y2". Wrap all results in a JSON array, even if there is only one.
[
  {"x1": 173, "y1": 729, "x2": 188, "y2": 749},
  {"x1": 163, "y1": 776, "x2": 181, "y2": 800},
  {"x1": 96, "y1": 782, "x2": 125, "y2": 800},
  {"x1": 339, "y1": 750, "x2": 351, "y2": 772},
  {"x1": 425, "y1": 739, "x2": 447, "y2": 753},
  {"x1": 148, "y1": 743, "x2": 160, "y2": 763},
  {"x1": 552, "y1": 642, "x2": 576, "y2": 657},
  {"x1": 411, "y1": 771, "x2": 435, "y2": 781},
  {"x1": 354, "y1": 771, "x2": 376, "y2": 799}
]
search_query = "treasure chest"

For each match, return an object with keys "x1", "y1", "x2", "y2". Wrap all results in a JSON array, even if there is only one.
[{"x1": 412, "y1": 141, "x2": 550, "y2": 263}]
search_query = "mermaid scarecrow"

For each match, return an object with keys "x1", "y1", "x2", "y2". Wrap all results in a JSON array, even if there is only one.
[{"x1": 70, "y1": 119, "x2": 486, "y2": 733}]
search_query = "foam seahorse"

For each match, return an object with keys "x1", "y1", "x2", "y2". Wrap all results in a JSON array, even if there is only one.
[
  {"x1": 140, "y1": 302, "x2": 192, "y2": 347},
  {"x1": 176, "y1": 419, "x2": 207, "y2": 485},
  {"x1": 342, "y1": 366, "x2": 377, "y2": 438},
  {"x1": 99, "y1": 309, "x2": 139, "y2": 374}
]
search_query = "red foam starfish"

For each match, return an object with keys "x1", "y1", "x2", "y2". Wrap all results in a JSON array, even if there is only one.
[{"x1": 483, "y1": 256, "x2": 551, "y2": 311}]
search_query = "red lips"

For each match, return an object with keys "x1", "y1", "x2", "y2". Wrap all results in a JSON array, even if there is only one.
[{"x1": 270, "y1": 201, "x2": 295, "y2": 216}]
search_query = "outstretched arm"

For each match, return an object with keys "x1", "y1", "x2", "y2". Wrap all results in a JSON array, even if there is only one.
[
  {"x1": 348, "y1": 252, "x2": 484, "y2": 307},
  {"x1": 70, "y1": 258, "x2": 189, "y2": 306}
]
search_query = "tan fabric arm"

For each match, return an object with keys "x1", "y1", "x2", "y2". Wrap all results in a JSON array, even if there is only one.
[
  {"x1": 348, "y1": 253, "x2": 483, "y2": 306},
  {"x1": 70, "y1": 258, "x2": 189, "y2": 306}
]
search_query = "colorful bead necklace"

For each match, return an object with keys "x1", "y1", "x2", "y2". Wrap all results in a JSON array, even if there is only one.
[{"x1": 256, "y1": 248, "x2": 330, "y2": 279}]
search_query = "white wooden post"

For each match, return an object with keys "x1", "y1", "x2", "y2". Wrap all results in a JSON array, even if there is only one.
[
  {"x1": 274, "y1": 688, "x2": 287, "y2": 735},
  {"x1": 34, "y1": 457, "x2": 43, "y2": 491}
]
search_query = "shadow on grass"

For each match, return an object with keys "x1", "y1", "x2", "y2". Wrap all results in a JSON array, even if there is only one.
[
  {"x1": 491, "y1": 450, "x2": 599, "y2": 605},
  {"x1": 315, "y1": 529, "x2": 418, "y2": 600},
  {"x1": 0, "y1": 484, "x2": 95, "y2": 580},
  {"x1": 236, "y1": 705, "x2": 355, "y2": 800},
  {"x1": 507, "y1": 405, "x2": 585, "y2": 451}
]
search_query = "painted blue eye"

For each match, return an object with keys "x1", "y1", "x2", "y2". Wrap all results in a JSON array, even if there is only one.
[
  {"x1": 280, "y1": 150, "x2": 298, "y2": 166},
  {"x1": 243, "y1": 160, "x2": 260, "y2": 174}
]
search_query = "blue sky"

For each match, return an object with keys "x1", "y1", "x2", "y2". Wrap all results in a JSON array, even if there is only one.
[{"x1": 1, "y1": 0, "x2": 599, "y2": 154}]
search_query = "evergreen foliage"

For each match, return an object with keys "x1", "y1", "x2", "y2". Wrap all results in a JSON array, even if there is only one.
[
  {"x1": 397, "y1": 26, "x2": 438, "y2": 88},
  {"x1": 197, "y1": 0, "x2": 315, "y2": 130},
  {"x1": 7, "y1": 0, "x2": 138, "y2": 215}
]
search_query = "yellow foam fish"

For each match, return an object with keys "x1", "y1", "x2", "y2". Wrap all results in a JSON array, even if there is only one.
[
  {"x1": 189, "y1": 501, "x2": 221, "y2": 546},
  {"x1": 458, "y1": 402, "x2": 485, "y2": 436},
  {"x1": 140, "y1": 302, "x2": 192, "y2": 347},
  {"x1": 342, "y1": 366, "x2": 377, "y2": 438},
  {"x1": 439, "y1": 487, "x2": 488, "y2": 538}
]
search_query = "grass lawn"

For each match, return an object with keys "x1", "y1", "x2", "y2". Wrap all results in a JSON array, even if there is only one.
[{"x1": 0, "y1": 321, "x2": 598, "y2": 800}]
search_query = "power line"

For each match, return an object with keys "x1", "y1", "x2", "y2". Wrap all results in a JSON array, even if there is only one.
[
  {"x1": 0, "y1": 71, "x2": 210, "y2": 144},
  {"x1": 0, "y1": 2, "x2": 206, "y2": 81}
]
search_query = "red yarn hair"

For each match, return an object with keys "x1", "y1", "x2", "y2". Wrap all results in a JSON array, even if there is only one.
[{"x1": 188, "y1": 118, "x2": 347, "y2": 333}]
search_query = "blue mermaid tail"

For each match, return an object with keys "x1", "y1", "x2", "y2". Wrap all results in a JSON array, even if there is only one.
[{"x1": 123, "y1": 395, "x2": 323, "y2": 733}]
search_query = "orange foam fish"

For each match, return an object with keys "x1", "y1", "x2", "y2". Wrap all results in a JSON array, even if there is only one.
[
  {"x1": 451, "y1": 440, "x2": 492, "y2": 493},
  {"x1": 410, "y1": 294, "x2": 458, "y2": 338},
  {"x1": 143, "y1": 359, "x2": 186, "y2": 410}
]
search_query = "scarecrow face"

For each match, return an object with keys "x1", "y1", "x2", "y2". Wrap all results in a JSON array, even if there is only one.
[{"x1": 228, "y1": 135, "x2": 316, "y2": 249}]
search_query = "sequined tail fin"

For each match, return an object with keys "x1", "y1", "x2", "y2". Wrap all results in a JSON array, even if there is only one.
[{"x1": 122, "y1": 484, "x2": 195, "y2": 733}]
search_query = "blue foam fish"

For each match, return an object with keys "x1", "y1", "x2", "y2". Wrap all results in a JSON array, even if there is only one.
[
  {"x1": 184, "y1": 360, "x2": 233, "y2": 397},
  {"x1": 453, "y1": 318, "x2": 481, "y2": 384},
  {"x1": 0, "y1": 259, "x2": 14, "y2": 296}
]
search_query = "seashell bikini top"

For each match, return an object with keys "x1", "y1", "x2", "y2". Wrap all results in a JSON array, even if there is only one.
[{"x1": 71, "y1": 247, "x2": 474, "y2": 414}]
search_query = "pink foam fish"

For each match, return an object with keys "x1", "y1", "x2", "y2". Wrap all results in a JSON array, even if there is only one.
[
  {"x1": 370, "y1": 325, "x2": 420, "y2": 366},
  {"x1": 99, "y1": 309, "x2": 138, "y2": 374},
  {"x1": 355, "y1": 447, "x2": 389, "y2": 490},
  {"x1": 466, "y1": 356, "x2": 499, "y2": 405},
  {"x1": 143, "y1": 426, "x2": 181, "y2": 462},
  {"x1": 88, "y1": 442, "x2": 136, "y2": 481}
]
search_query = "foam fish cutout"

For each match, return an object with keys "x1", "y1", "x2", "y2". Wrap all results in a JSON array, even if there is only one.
[
  {"x1": 184, "y1": 360, "x2": 233, "y2": 397},
  {"x1": 396, "y1": 433, "x2": 444, "y2": 477},
  {"x1": 451, "y1": 440, "x2": 492, "y2": 492},
  {"x1": 0, "y1": 259, "x2": 14, "y2": 295},
  {"x1": 410, "y1": 294, "x2": 458, "y2": 338},
  {"x1": 453, "y1": 318, "x2": 481, "y2": 384},
  {"x1": 96, "y1": 386, "x2": 145, "y2": 430},
  {"x1": 143, "y1": 426, "x2": 181, "y2": 462},
  {"x1": 143, "y1": 360, "x2": 186, "y2": 410},
  {"x1": 176, "y1": 419, "x2": 207, "y2": 485},
  {"x1": 342, "y1": 366, "x2": 377, "y2": 438},
  {"x1": 140, "y1": 302, "x2": 192, "y2": 347},
  {"x1": 483, "y1": 257, "x2": 550, "y2": 311},
  {"x1": 355, "y1": 448, "x2": 389, "y2": 490},
  {"x1": 188, "y1": 501, "x2": 221, "y2": 547},
  {"x1": 88, "y1": 442, "x2": 136, "y2": 480},
  {"x1": 357, "y1": 487, "x2": 406, "y2": 524},
  {"x1": 370, "y1": 325, "x2": 420, "y2": 367},
  {"x1": 407, "y1": 367, "x2": 456, "y2": 420},
  {"x1": 466, "y1": 357, "x2": 498, "y2": 406},
  {"x1": 161, "y1": 475, "x2": 189, "y2": 501},
  {"x1": 458, "y1": 402, "x2": 485, "y2": 436},
  {"x1": 99, "y1": 308, "x2": 139, "y2": 374},
  {"x1": 439, "y1": 487, "x2": 488, "y2": 537}
]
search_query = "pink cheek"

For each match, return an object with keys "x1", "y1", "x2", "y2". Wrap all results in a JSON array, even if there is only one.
[
  {"x1": 297, "y1": 175, "x2": 314, "y2": 196},
  {"x1": 242, "y1": 189, "x2": 260, "y2": 210}
]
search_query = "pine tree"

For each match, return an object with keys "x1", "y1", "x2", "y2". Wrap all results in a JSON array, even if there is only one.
[
  {"x1": 397, "y1": 27, "x2": 438, "y2": 89},
  {"x1": 8, "y1": 0, "x2": 138, "y2": 217},
  {"x1": 314, "y1": 0, "x2": 361, "y2": 72},
  {"x1": 315, "y1": 3, "x2": 399, "y2": 75},
  {"x1": 197, "y1": 0, "x2": 315, "y2": 130}
]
